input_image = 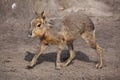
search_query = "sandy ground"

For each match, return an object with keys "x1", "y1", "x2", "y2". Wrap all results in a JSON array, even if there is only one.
[{"x1": 0, "y1": 0, "x2": 120, "y2": 80}]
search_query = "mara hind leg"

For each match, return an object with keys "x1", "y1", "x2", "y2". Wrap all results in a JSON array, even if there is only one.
[{"x1": 81, "y1": 31, "x2": 103, "y2": 69}]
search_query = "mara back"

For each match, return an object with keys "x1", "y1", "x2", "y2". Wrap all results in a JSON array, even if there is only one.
[{"x1": 46, "y1": 11, "x2": 95, "y2": 40}]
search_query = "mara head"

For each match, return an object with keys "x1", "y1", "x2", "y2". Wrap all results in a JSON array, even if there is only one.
[{"x1": 28, "y1": 11, "x2": 46, "y2": 38}]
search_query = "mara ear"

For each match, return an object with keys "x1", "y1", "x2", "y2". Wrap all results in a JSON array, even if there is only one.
[
  {"x1": 32, "y1": 8, "x2": 39, "y2": 18},
  {"x1": 41, "y1": 11, "x2": 46, "y2": 20},
  {"x1": 34, "y1": 11, "x2": 39, "y2": 17}
]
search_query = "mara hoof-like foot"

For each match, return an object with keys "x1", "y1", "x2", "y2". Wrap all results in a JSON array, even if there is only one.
[
  {"x1": 26, "y1": 65, "x2": 34, "y2": 69},
  {"x1": 26, "y1": 63, "x2": 35, "y2": 69},
  {"x1": 56, "y1": 63, "x2": 62, "y2": 70},
  {"x1": 96, "y1": 63, "x2": 103, "y2": 69},
  {"x1": 56, "y1": 62, "x2": 67, "y2": 70}
]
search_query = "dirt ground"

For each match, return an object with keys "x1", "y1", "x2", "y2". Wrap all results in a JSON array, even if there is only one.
[{"x1": 0, "y1": 0, "x2": 120, "y2": 80}]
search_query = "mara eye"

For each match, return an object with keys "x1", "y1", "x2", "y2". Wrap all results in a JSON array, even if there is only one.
[{"x1": 37, "y1": 24, "x2": 41, "y2": 27}]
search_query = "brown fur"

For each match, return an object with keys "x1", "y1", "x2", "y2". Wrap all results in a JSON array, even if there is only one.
[{"x1": 27, "y1": 11, "x2": 103, "y2": 69}]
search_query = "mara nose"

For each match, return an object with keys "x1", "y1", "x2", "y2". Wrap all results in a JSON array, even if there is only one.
[{"x1": 28, "y1": 31, "x2": 32, "y2": 38}]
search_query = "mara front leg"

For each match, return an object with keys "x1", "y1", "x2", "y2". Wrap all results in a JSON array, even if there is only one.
[
  {"x1": 61, "y1": 41, "x2": 76, "y2": 67},
  {"x1": 27, "y1": 42, "x2": 47, "y2": 69},
  {"x1": 56, "y1": 45, "x2": 63, "y2": 70}
]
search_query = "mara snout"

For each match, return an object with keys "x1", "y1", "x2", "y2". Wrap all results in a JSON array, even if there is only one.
[{"x1": 27, "y1": 11, "x2": 103, "y2": 69}]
